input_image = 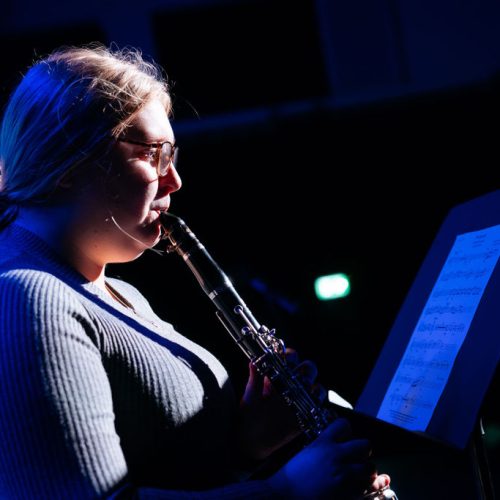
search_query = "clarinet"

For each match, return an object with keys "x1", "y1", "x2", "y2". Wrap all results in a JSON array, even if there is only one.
[{"x1": 160, "y1": 212, "x2": 397, "y2": 500}]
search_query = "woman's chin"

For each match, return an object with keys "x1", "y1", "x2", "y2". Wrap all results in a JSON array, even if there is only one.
[
  {"x1": 139, "y1": 217, "x2": 163, "y2": 246},
  {"x1": 110, "y1": 213, "x2": 163, "y2": 257}
]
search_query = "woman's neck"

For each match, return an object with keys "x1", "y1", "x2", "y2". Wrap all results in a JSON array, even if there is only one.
[{"x1": 15, "y1": 206, "x2": 107, "y2": 288}]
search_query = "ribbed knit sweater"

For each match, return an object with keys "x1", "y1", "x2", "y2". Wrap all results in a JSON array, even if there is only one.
[{"x1": 0, "y1": 224, "x2": 275, "y2": 499}]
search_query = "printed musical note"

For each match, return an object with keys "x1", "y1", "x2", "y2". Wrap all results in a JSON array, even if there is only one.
[{"x1": 377, "y1": 223, "x2": 500, "y2": 431}]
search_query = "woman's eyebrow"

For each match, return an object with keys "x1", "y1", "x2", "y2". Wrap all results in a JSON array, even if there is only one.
[{"x1": 137, "y1": 135, "x2": 175, "y2": 145}]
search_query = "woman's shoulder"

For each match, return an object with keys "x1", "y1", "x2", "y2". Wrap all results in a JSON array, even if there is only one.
[
  {"x1": 0, "y1": 264, "x2": 91, "y2": 318},
  {"x1": 0, "y1": 265, "x2": 103, "y2": 352},
  {"x1": 0, "y1": 225, "x2": 102, "y2": 304},
  {"x1": 0, "y1": 265, "x2": 68, "y2": 292},
  {"x1": 0, "y1": 225, "x2": 86, "y2": 297}
]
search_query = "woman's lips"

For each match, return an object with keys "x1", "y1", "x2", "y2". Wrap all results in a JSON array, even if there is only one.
[
  {"x1": 151, "y1": 195, "x2": 171, "y2": 213},
  {"x1": 142, "y1": 209, "x2": 163, "y2": 227}
]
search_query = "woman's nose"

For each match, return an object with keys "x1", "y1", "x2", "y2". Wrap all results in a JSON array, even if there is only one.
[{"x1": 159, "y1": 164, "x2": 182, "y2": 194}]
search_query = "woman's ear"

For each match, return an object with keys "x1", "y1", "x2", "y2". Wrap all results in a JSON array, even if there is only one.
[
  {"x1": 57, "y1": 160, "x2": 101, "y2": 191},
  {"x1": 55, "y1": 166, "x2": 79, "y2": 190},
  {"x1": 57, "y1": 175, "x2": 73, "y2": 189}
]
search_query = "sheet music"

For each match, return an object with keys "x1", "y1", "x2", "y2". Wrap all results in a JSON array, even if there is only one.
[{"x1": 376, "y1": 224, "x2": 500, "y2": 431}]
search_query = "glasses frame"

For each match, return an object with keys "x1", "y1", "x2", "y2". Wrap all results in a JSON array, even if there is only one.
[{"x1": 117, "y1": 137, "x2": 178, "y2": 177}]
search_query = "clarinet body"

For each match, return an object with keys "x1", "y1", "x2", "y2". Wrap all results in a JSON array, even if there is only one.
[{"x1": 160, "y1": 212, "x2": 397, "y2": 500}]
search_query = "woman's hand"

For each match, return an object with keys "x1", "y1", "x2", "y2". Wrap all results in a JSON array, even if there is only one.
[
  {"x1": 238, "y1": 350, "x2": 393, "y2": 499},
  {"x1": 268, "y1": 418, "x2": 378, "y2": 499},
  {"x1": 238, "y1": 348, "x2": 326, "y2": 461},
  {"x1": 365, "y1": 473, "x2": 392, "y2": 498}
]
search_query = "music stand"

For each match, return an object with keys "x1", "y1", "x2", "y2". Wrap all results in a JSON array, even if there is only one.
[{"x1": 355, "y1": 189, "x2": 500, "y2": 499}]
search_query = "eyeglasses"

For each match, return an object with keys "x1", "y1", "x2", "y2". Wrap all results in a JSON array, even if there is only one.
[{"x1": 117, "y1": 137, "x2": 178, "y2": 177}]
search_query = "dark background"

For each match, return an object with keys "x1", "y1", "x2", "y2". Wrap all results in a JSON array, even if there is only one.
[{"x1": 2, "y1": 0, "x2": 500, "y2": 496}]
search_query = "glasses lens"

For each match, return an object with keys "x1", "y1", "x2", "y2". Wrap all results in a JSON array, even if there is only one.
[{"x1": 158, "y1": 143, "x2": 177, "y2": 176}]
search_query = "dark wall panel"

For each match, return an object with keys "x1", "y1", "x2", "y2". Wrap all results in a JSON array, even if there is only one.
[{"x1": 152, "y1": 0, "x2": 329, "y2": 118}]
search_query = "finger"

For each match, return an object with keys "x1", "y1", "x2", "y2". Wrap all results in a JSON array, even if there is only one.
[
  {"x1": 242, "y1": 361, "x2": 264, "y2": 403},
  {"x1": 316, "y1": 418, "x2": 352, "y2": 445},
  {"x1": 294, "y1": 360, "x2": 318, "y2": 386},
  {"x1": 371, "y1": 473, "x2": 391, "y2": 491},
  {"x1": 311, "y1": 383, "x2": 327, "y2": 404},
  {"x1": 262, "y1": 373, "x2": 276, "y2": 397},
  {"x1": 284, "y1": 347, "x2": 299, "y2": 367},
  {"x1": 331, "y1": 461, "x2": 377, "y2": 499},
  {"x1": 337, "y1": 439, "x2": 372, "y2": 461},
  {"x1": 345, "y1": 461, "x2": 377, "y2": 481}
]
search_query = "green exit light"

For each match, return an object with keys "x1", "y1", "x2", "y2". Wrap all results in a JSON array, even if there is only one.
[{"x1": 314, "y1": 273, "x2": 350, "y2": 300}]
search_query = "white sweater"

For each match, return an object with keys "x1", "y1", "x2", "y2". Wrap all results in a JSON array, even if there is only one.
[{"x1": 0, "y1": 224, "x2": 275, "y2": 499}]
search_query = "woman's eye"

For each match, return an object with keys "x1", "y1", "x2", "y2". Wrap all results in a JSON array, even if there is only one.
[{"x1": 142, "y1": 148, "x2": 157, "y2": 160}]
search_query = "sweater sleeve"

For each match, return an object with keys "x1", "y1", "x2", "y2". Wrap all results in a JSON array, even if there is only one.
[
  {"x1": 0, "y1": 272, "x2": 277, "y2": 500},
  {"x1": 0, "y1": 270, "x2": 129, "y2": 498}
]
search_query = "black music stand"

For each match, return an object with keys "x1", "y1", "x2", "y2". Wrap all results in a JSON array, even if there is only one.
[
  {"x1": 355, "y1": 189, "x2": 500, "y2": 499},
  {"x1": 470, "y1": 418, "x2": 495, "y2": 500}
]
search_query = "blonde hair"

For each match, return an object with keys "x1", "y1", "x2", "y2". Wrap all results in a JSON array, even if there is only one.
[{"x1": 0, "y1": 43, "x2": 171, "y2": 226}]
